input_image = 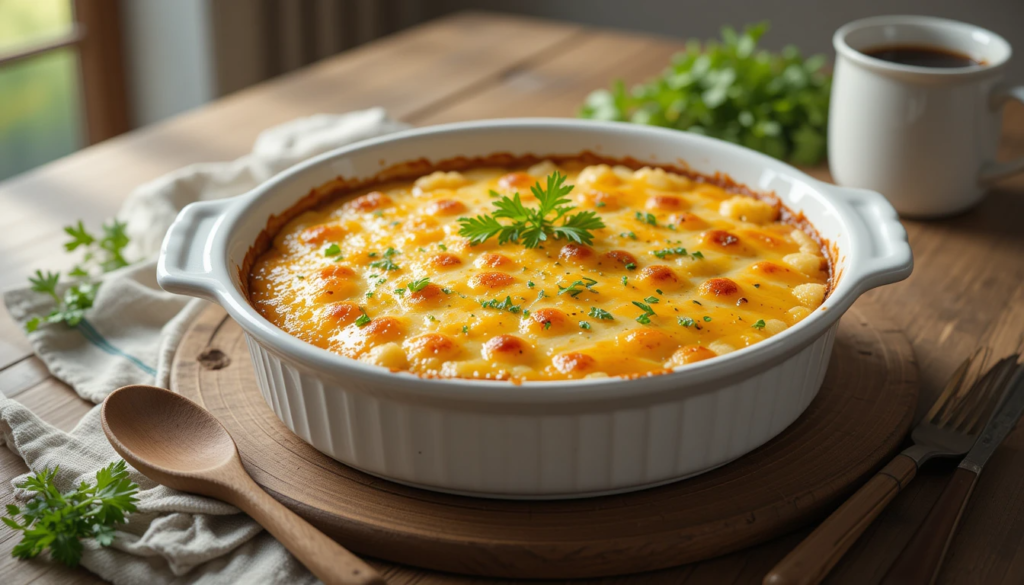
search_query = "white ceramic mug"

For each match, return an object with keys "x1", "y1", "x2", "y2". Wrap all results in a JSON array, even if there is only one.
[{"x1": 829, "y1": 16, "x2": 1024, "y2": 218}]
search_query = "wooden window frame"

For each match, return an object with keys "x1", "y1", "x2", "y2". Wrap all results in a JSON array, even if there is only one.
[{"x1": 0, "y1": 0, "x2": 130, "y2": 145}]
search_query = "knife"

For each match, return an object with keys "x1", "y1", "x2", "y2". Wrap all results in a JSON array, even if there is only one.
[{"x1": 881, "y1": 364, "x2": 1024, "y2": 585}]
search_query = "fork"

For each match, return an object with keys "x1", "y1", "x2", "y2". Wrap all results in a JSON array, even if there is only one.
[{"x1": 763, "y1": 348, "x2": 1019, "y2": 585}]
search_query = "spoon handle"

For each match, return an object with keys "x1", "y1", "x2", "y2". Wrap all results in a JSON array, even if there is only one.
[{"x1": 226, "y1": 473, "x2": 385, "y2": 585}]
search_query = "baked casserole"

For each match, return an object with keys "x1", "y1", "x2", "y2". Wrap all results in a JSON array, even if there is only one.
[{"x1": 248, "y1": 157, "x2": 830, "y2": 381}]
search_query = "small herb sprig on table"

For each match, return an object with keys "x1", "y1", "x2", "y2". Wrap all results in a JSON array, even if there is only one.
[
  {"x1": 25, "y1": 220, "x2": 131, "y2": 333},
  {"x1": 580, "y1": 22, "x2": 831, "y2": 165},
  {"x1": 458, "y1": 172, "x2": 606, "y2": 248},
  {"x1": 3, "y1": 460, "x2": 139, "y2": 567}
]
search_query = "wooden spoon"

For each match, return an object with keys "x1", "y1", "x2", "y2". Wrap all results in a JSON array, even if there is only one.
[{"x1": 101, "y1": 384, "x2": 385, "y2": 585}]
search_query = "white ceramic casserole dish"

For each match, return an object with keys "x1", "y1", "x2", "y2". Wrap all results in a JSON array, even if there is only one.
[{"x1": 157, "y1": 119, "x2": 912, "y2": 499}]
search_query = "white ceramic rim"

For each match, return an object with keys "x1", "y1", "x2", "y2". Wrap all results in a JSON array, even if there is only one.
[
  {"x1": 159, "y1": 118, "x2": 912, "y2": 406},
  {"x1": 834, "y1": 15, "x2": 1012, "y2": 79}
]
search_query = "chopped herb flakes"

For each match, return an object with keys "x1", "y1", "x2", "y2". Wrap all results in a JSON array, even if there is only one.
[
  {"x1": 558, "y1": 277, "x2": 599, "y2": 298},
  {"x1": 644, "y1": 296, "x2": 660, "y2": 304},
  {"x1": 753, "y1": 319, "x2": 766, "y2": 329},
  {"x1": 589, "y1": 307, "x2": 614, "y2": 320},
  {"x1": 408, "y1": 277, "x2": 430, "y2": 292},
  {"x1": 579, "y1": 321, "x2": 591, "y2": 330},
  {"x1": 703, "y1": 316, "x2": 712, "y2": 322},
  {"x1": 635, "y1": 211, "x2": 657, "y2": 226},
  {"x1": 678, "y1": 317, "x2": 695, "y2": 327},
  {"x1": 652, "y1": 246, "x2": 687, "y2": 259},
  {"x1": 633, "y1": 301, "x2": 656, "y2": 324},
  {"x1": 323, "y1": 244, "x2": 341, "y2": 257},
  {"x1": 480, "y1": 296, "x2": 522, "y2": 314},
  {"x1": 369, "y1": 258, "x2": 400, "y2": 271},
  {"x1": 355, "y1": 312, "x2": 371, "y2": 327}
]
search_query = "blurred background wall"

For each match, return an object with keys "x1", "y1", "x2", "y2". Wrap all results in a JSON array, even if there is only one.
[
  {"x1": 140, "y1": 0, "x2": 1024, "y2": 126},
  {"x1": 1, "y1": 0, "x2": 1022, "y2": 181}
]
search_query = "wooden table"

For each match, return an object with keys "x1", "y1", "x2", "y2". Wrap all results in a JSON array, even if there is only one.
[{"x1": 2, "y1": 12, "x2": 1022, "y2": 585}]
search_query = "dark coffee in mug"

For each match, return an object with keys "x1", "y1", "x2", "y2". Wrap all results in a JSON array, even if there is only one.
[{"x1": 862, "y1": 45, "x2": 982, "y2": 68}]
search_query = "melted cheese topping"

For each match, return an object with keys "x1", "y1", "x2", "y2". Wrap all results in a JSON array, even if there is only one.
[{"x1": 248, "y1": 160, "x2": 829, "y2": 381}]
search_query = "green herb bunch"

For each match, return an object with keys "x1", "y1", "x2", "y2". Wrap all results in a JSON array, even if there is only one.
[
  {"x1": 3, "y1": 461, "x2": 139, "y2": 567},
  {"x1": 25, "y1": 220, "x2": 131, "y2": 332},
  {"x1": 580, "y1": 22, "x2": 831, "y2": 165},
  {"x1": 458, "y1": 172, "x2": 605, "y2": 248}
]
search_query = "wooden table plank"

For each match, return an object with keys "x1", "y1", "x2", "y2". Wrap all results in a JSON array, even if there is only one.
[
  {"x1": 1, "y1": 11, "x2": 1022, "y2": 585},
  {"x1": 410, "y1": 28, "x2": 682, "y2": 125}
]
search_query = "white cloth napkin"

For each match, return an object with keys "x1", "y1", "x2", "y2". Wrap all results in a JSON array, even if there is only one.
[{"x1": 1, "y1": 109, "x2": 409, "y2": 584}]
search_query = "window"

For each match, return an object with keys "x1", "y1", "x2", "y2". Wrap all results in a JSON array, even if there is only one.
[{"x1": 0, "y1": 0, "x2": 128, "y2": 181}]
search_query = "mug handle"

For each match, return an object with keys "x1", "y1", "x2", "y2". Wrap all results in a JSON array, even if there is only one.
[{"x1": 979, "y1": 84, "x2": 1024, "y2": 185}]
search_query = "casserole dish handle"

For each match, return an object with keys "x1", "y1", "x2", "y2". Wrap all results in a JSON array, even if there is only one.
[
  {"x1": 157, "y1": 199, "x2": 233, "y2": 302},
  {"x1": 831, "y1": 187, "x2": 914, "y2": 294}
]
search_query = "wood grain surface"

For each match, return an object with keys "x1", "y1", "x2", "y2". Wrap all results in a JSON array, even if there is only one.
[
  {"x1": 2, "y1": 11, "x2": 1023, "y2": 585},
  {"x1": 168, "y1": 303, "x2": 917, "y2": 579}
]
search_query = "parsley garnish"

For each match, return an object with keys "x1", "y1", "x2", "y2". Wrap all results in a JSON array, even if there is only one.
[
  {"x1": 462, "y1": 325, "x2": 469, "y2": 333},
  {"x1": 369, "y1": 247, "x2": 401, "y2": 271},
  {"x1": 26, "y1": 220, "x2": 134, "y2": 333},
  {"x1": 620, "y1": 231, "x2": 637, "y2": 240},
  {"x1": 703, "y1": 316, "x2": 712, "y2": 322},
  {"x1": 691, "y1": 250, "x2": 705, "y2": 260},
  {"x1": 355, "y1": 312, "x2": 372, "y2": 327},
  {"x1": 394, "y1": 288, "x2": 406, "y2": 296},
  {"x1": 753, "y1": 319, "x2": 766, "y2": 329},
  {"x1": 580, "y1": 23, "x2": 831, "y2": 165},
  {"x1": 26, "y1": 272, "x2": 98, "y2": 333},
  {"x1": 621, "y1": 276, "x2": 628, "y2": 286},
  {"x1": 527, "y1": 281, "x2": 535, "y2": 288},
  {"x1": 438, "y1": 243, "x2": 447, "y2": 251},
  {"x1": 3, "y1": 461, "x2": 138, "y2": 567},
  {"x1": 678, "y1": 317, "x2": 695, "y2": 327},
  {"x1": 635, "y1": 211, "x2": 658, "y2": 226},
  {"x1": 633, "y1": 301, "x2": 656, "y2": 324},
  {"x1": 457, "y1": 172, "x2": 605, "y2": 248},
  {"x1": 408, "y1": 277, "x2": 430, "y2": 292},
  {"x1": 579, "y1": 321, "x2": 592, "y2": 330},
  {"x1": 625, "y1": 262, "x2": 637, "y2": 271},
  {"x1": 644, "y1": 296, "x2": 660, "y2": 304},
  {"x1": 480, "y1": 296, "x2": 522, "y2": 314},
  {"x1": 558, "y1": 277, "x2": 599, "y2": 298},
  {"x1": 323, "y1": 243, "x2": 342, "y2": 257},
  {"x1": 589, "y1": 307, "x2": 614, "y2": 320},
  {"x1": 369, "y1": 258, "x2": 400, "y2": 271},
  {"x1": 652, "y1": 246, "x2": 687, "y2": 259}
]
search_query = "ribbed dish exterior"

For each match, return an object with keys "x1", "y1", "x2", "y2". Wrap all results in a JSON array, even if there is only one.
[{"x1": 243, "y1": 322, "x2": 838, "y2": 499}]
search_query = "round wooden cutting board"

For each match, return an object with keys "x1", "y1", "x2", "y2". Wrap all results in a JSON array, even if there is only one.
[{"x1": 171, "y1": 303, "x2": 917, "y2": 579}]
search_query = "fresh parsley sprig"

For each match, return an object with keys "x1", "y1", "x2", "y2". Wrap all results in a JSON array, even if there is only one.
[
  {"x1": 25, "y1": 272, "x2": 99, "y2": 332},
  {"x1": 458, "y1": 172, "x2": 605, "y2": 248},
  {"x1": 25, "y1": 220, "x2": 133, "y2": 333},
  {"x1": 3, "y1": 460, "x2": 139, "y2": 567}
]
